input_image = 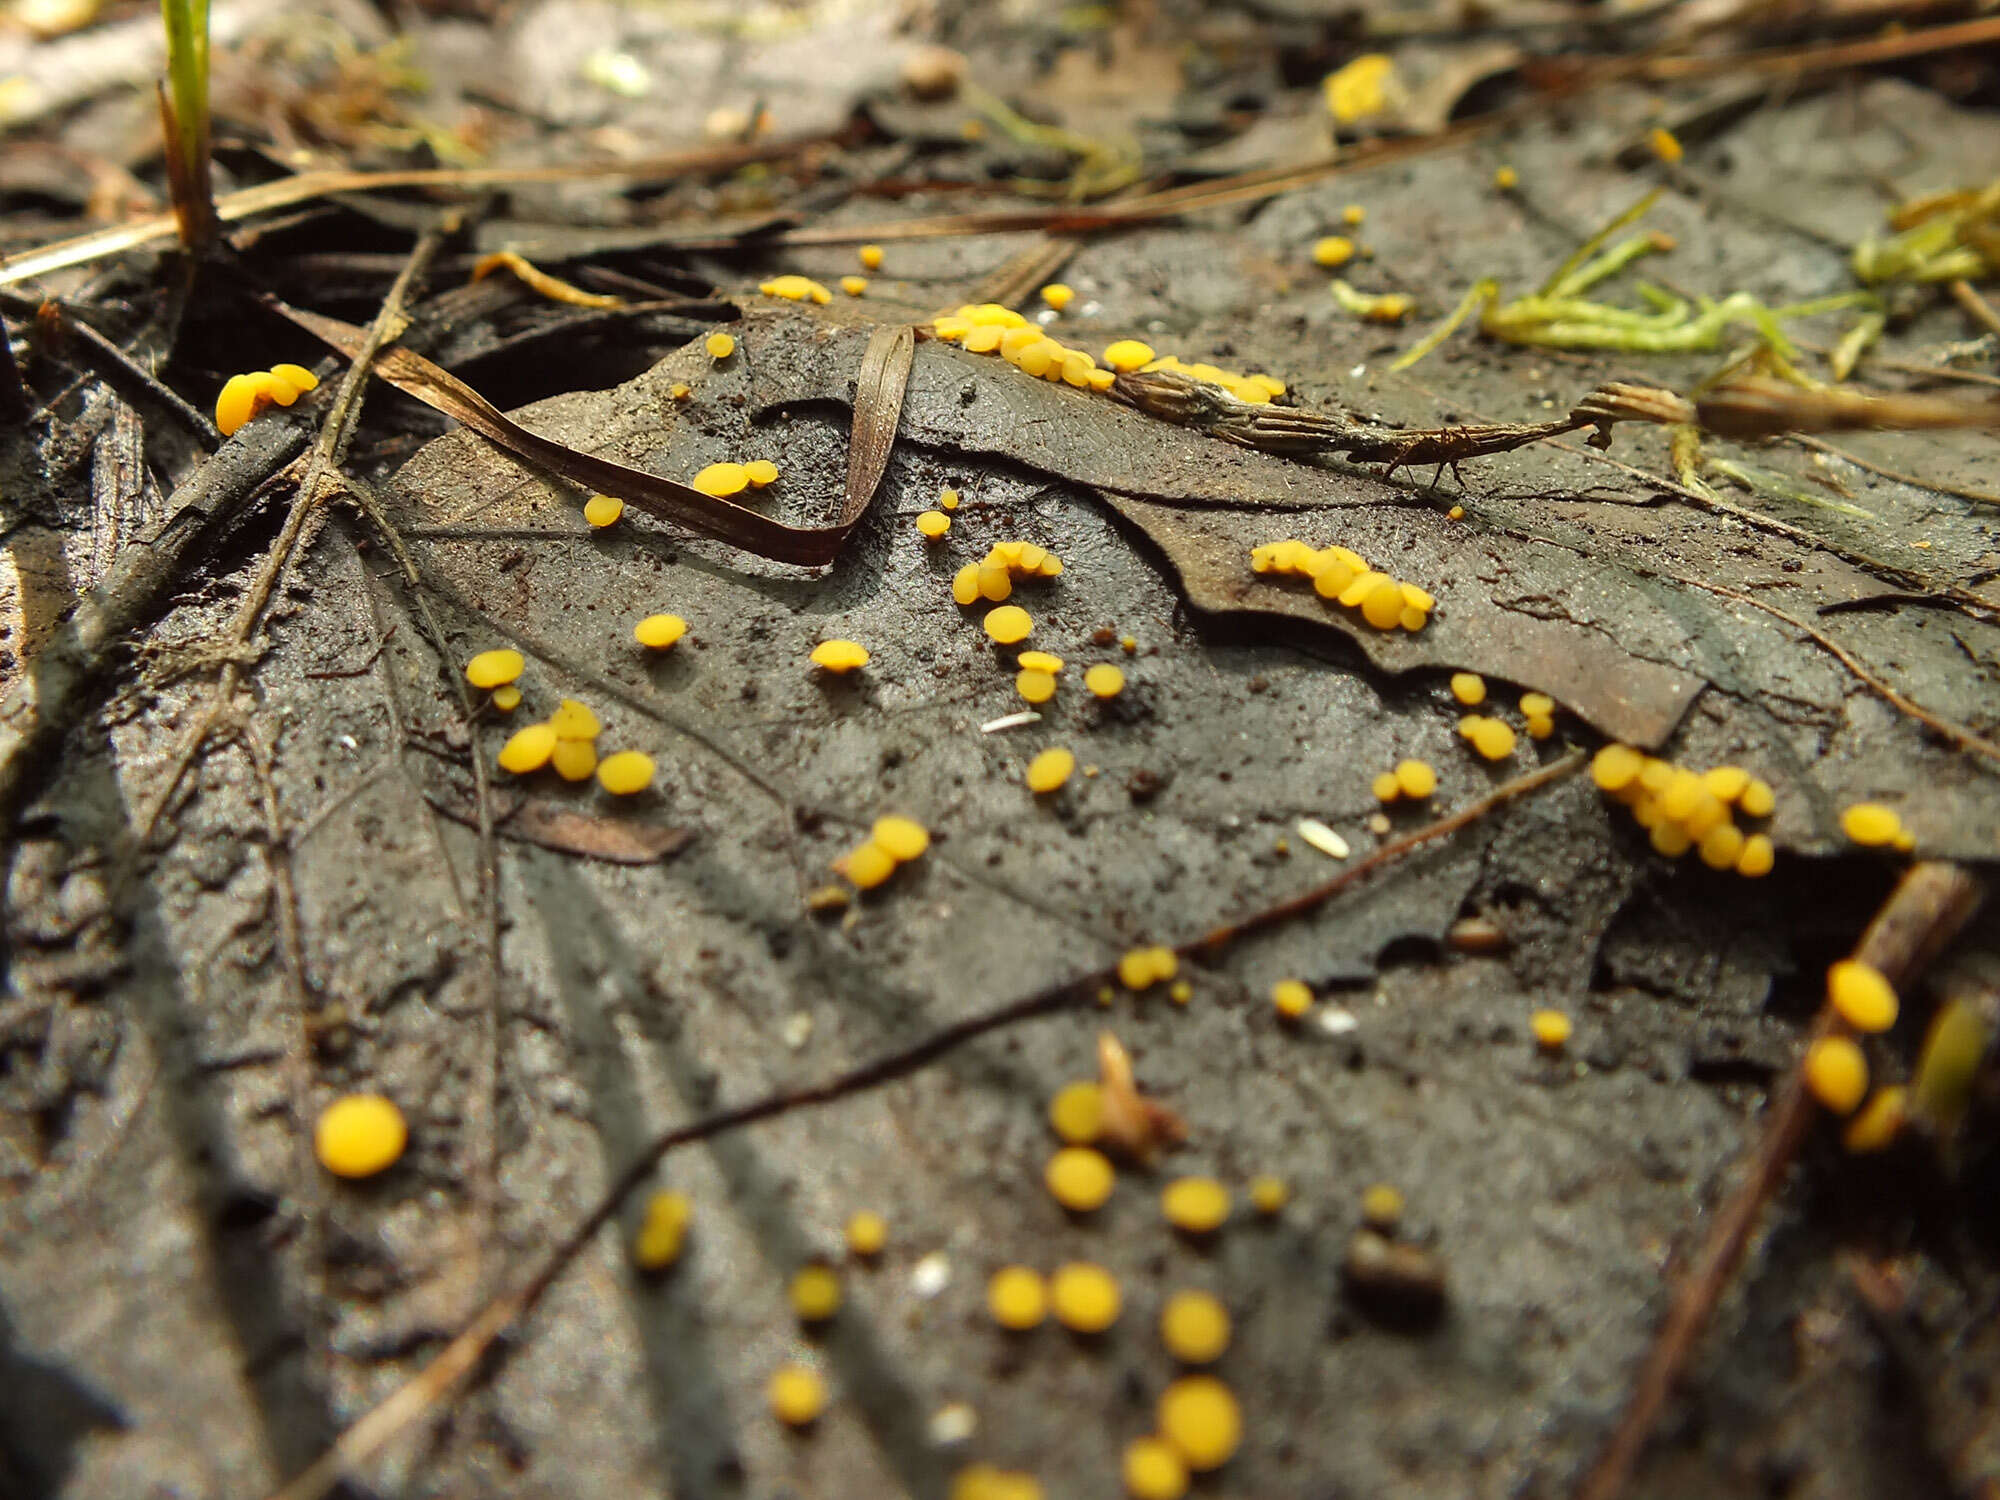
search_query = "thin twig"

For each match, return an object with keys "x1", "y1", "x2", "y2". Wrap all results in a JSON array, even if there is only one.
[
  {"x1": 1576, "y1": 860, "x2": 1984, "y2": 1500},
  {"x1": 1791, "y1": 434, "x2": 2000, "y2": 509},
  {"x1": 263, "y1": 753, "x2": 1581, "y2": 1500},
  {"x1": 1948, "y1": 279, "x2": 2000, "y2": 341}
]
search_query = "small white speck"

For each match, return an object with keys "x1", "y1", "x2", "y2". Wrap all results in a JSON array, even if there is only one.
[
  {"x1": 1350, "y1": 364, "x2": 1367, "y2": 379},
  {"x1": 781, "y1": 1012, "x2": 814, "y2": 1050},
  {"x1": 911, "y1": 1251, "x2": 951, "y2": 1298},
  {"x1": 981, "y1": 711, "x2": 1041, "y2": 734},
  {"x1": 1296, "y1": 818, "x2": 1350, "y2": 860},
  {"x1": 928, "y1": 1403, "x2": 977, "y2": 1446},
  {"x1": 338, "y1": 735, "x2": 358, "y2": 751},
  {"x1": 1318, "y1": 1006, "x2": 1358, "y2": 1035}
]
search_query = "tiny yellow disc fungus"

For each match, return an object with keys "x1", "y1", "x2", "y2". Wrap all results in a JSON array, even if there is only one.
[
  {"x1": 1913, "y1": 999, "x2": 1988, "y2": 1135},
  {"x1": 869, "y1": 816, "x2": 929, "y2": 862},
  {"x1": 1046, "y1": 1146, "x2": 1115, "y2": 1211},
  {"x1": 1312, "y1": 236, "x2": 1356, "y2": 268},
  {"x1": 315, "y1": 1094, "x2": 407, "y2": 1178},
  {"x1": 978, "y1": 565, "x2": 1013, "y2": 602},
  {"x1": 951, "y1": 565, "x2": 982, "y2": 606},
  {"x1": 810, "y1": 640, "x2": 870, "y2": 673},
  {"x1": 633, "y1": 1189, "x2": 691, "y2": 1270},
  {"x1": 859, "y1": 243, "x2": 884, "y2": 270},
  {"x1": 743, "y1": 459, "x2": 779, "y2": 488},
  {"x1": 1804, "y1": 1036, "x2": 1869, "y2": 1114},
  {"x1": 551, "y1": 738, "x2": 598, "y2": 782},
  {"x1": 1648, "y1": 125, "x2": 1683, "y2": 164},
  {"x1": 843, "y1": 842, "x2": 898, "y2": 890},
  {"x1": 1495, "y1": 165, "x2": 1519, "y2": 190},
  {"x1": 1736, "y1": 833, "x2": 1775, "y2": 877},
  {"x1": 1103, "y1": 340, "x2": 1155, "y2": 372},
  {"x1": 1843, "y1": 1085, "x2": 1907, "y2": 1154},
  {"x1": 214, "y1": 373, "x2": 260, "y2": 436},
  {"x1": 1592, "y1": 744, "x2": 1644, "y2": 792},
  {"x1": 1122, "y1": 1437, "x2": 1189, "y2": 1500},
  {"x1": 635, "y1": 613, "x2": 688, "y2": 649},
  {"x1": 988, "y1": 1265, "x2": 1048, "y2": 1329},
  {"x1": 965, "y1": 325, "x2": 1006, "y2": 354},
  {"x1": 1531, "y1": 1009, "x2": 1572, "y2": 1051},
  {"x1": 1841, "y1": 803, "x2": 1902, "y2": 847},
  {"x1": 491, "y1": 685, "x2": 522, "y2": 712},
  {"x1": 1050, "y1": 1262, "x2": 1122, "y2": 1334},
  {"x1": 692, "y1": 461, "x2": 751, "y2": 498},
  {"x1": 840, "y1": 275, "x2": 868, "y2": 297},
  {"x1": 939, "y1": 487, "x2": 960, "y2": 510},
  {"x1": 767, "y1": 1363, "x2": 826, "y2": 1426},
  {"x1": 1249, "y1": 1175, "x2": 1289, "y2": 1214},
  {"x1": 669, "y1": 381, "x2": 692, "y2": 400},
  {"x1": 1650, "y1": 821, "x2": 1693, "y2": 858},
  {"x1": 1469, "y1": 719, "x2": 1516, "y2": 761},
  {"x1": 1360, "y1": 579, "x2": 1405, "y2": 630},
  {"x1": 1393, "y1": 760, "x2": 1437, "y2": 799},
  {"x1": 1372, "y1": 771, "x2": 1402, "y2": 803},
  {"x1": 1168, "y1": 978, "x2": 1192, "y2": 1004},
  {"x1": 1697, "y1": 822, "x2": 1746, "y2": 871},
  {"x1": 1039, "y1": 283, "x2": 1074, "y2": 310},
  {"x1": 583, "y1": 493, "x2": 624, "y2": 528},
  {"x1": 466, "y1": 649, "x2": 526, "y2": 692},
  {"x1": 984, "y1": 605, "x2": 1033, "y2": 644},
  {"x1": 1161, "y1": 1176, "x2": 1230, "y2": 1234},
  {"x1": 1525, "y1": 714, "x2": 1556, "y2": 740},
  {"x1": 1026, "y1": 747, "x2": 1076, "y2": 793},
  {"x1": 1017, "y1": 651, "x2": 1063, "y2": 674},
  {"x1": 1015, "y1": 341, "x2": 1059, "y2": 377},
  {"x1": 1157, "y1": 1376, "x2": 1241, "y2": 1471},
  {"x1": 1449, "y1": 673, "x2": 1486, "y2": 706},
  {"x1": 1084, "y1": 664, "x2": 1125, "y2": 699},
  {"x1": 1271, "y1": 979, "x2": 1312, "y2": 1019},
  {"x1": 790, "y1": 1263, "x2": 842, "y2": 1322},
  {"x1": 1828, "y1": 959, "x2": 1898, "y2": 1033},
  {"x1": 1015, "y1": 669, "x2": 1057, "y2": 704},
  {"x1": 705, "y1": 331, "x2": 736, "y2": 359},
  {"x1": 596, "y1": 750, "x2": 656, "y2": 795},
  {"x1": 1520, "y1": 692, "x2": 1554, "y2": 718},
  {"x1": 1341, "y1": 204, "x2": 1367, "y2": 226},
  {"x1": 951, "y1": 1466, "x2": 1044, "y2": 1500},
  {"x1": 548, "y1": 698, "x2": 602, "y2": 740},
  {"x1": 1048, "y1": 1080, "x2": 1103, "y2": 1144},
  {"x1": 758, "y1": 275, "x2": 833, "y2": 304},
  {"x1": 845, "y1": 1210, "x2": 887, "y2": 1257},
  {"x1": 1360, "y1": 1182, "x2": 1404, "y2": 1230},
  {"x1": 1061, "y1": 351, "x2": 1096, "y2": 388},
  {"x1": 498, "y1": 723, "x2": 559, "y2": 774},
  {"x1": 270, "y1": 363, "x2": 318, "y2": 394},
  {"x1": 1160, "y1": 1290, "x2": 1230, "y2": 1363},
  {"x1": 916, "y1": 510, "x2": 951, "y2": 538},
  {"x1": 1738, "y1": 778, "x2": 1776, "y2": 818}
]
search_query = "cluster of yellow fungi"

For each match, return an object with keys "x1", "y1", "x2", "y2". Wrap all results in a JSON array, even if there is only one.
[
  {"x1": 952, "y1": 539, "x2": 1065, "y2": 605},
  {"x1": 1590, "y1": 744, "x2": 1776, "y2": 874},
  {"x1": 833, "y1": 815, "x2": 931, "y2": 891},
  {"x1": 470, "y1": 649, "x2": 655, "y2": 794},
  {"x1": 758, "y1": 274, "x2": 833, "y2": 304},
  {"x1": 215, "y1": 363, "x2": 319, "y2": 436},
  {"x1": 1840, "y1": 801, "x2": 1916, "y2": 851},
  {"x1": 1249, "y1": 540, "x2": 1435, "y2": 632},
  {"x1": 1803, "y1": 958, "x2": 1909, "y2": 1153},
  {"x1": 691, "y1": 458, "x2": 780, "y2": 498}
]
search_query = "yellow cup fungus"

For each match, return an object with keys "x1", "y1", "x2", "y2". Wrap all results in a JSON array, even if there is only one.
[
  {"x1": 1360, "y1": 1182, "x2": 1404, "y2": 1230},
  {"x1": 1160, "y1": 1290, "x2": 1230, "y2": 1363},
  {"x1": 1161, "y1": 1176, "x2": 1230, "y2": 1234},
  {"x1": 1840, "y1": 803, "x2": 1904, "y2": 847},
  {"x1": 215, "y1": 364, "x2": 319, "y2": 436},
  {"x1": 1842, "y1": 1085, "x2": 1907, "y2": 1154},
  {"x1": 1018, "y1": 651, "x2": 1064, "y2": 674},
  {"x1": 1736, "y1": 833, "x2": 1775, "y2": 877},
  {"x1": 1249, "y1": 1175, "x2": 1290, "y2": 1215},
  {"x1": 744, "y1": 459, "x2": 779, "y2": 487},
  {"x1": 789, "y1": 1263, "x2": 842, "y2": 1322},
  {"x1": 1804, "y1": 1036, "x2": 1869, "y2": 1114},
  {"x1": 1495, "y1": 165, "x2": 1520, "y2": 190},
  {"x1": 692, "y1": 461, "x2": 751, "y2": 498},
  {"x1": 839, "y1": 842, "x2": 898, "y2": 890},
  {"x1": 845, "y1": 1210, "x2": 887, "y2": 1257},
  {"x1": 939, "y1": 487, "x2": 960, "y2": 510},
  {"x1": 1250, "y1": 540, "x2": 1433, "y2": 632},
  {"x1": 548, "y1": 698, "x2": 601, "y2": 740},
  {"x1": 1738, "y1": 778, "x2": 1776, "y2": 818},
  {"x1": 1591, "y1": 744, "x2": 1644, "y2": 792},
  {"x1": 840, "y1": 275, "x2": 868, "y2": 297},
  {"x1": 1025, "y1": 747, "x2": 1076, "y2": 793},
  {"x1": 1122, "y1": 1436, "x2": 1190, "y2": 1500},
  {"x1": 314, "y1": 1094, "x2": 407, "y2": 1178},
  {"x1": 859, "y1": 244, "x2": 884, "y2": 270},
  {"x1": 1084, "y1": 664, "x2": 1126, "y2": 699},
  {"x1": 1342, "y1": 204, "x2": 1367, "y2": 226},
  {"x1": 983, "y1": 606, "x2": 1033, "y2": 644},
  {"x1": 1157, "y1": 1376, "x2": 1242, "y2": 1471},
  {"x1": 1050, "y1": 1262, "x2": 1121, "y2": 1332},
  {"x1": 635, "y1": 613, "x2": 688, "y2": 649},
  {"x1": 1103, "y1": 339, "x2": 1155, "y2": 371},
  {"x1": 1118, "y1": 945, "x2": 1179, "y2": 990},
  {"x1": 498, "y1": 723, "x2": 558, "y2": 774},
  {"x1": 491, "y1": 685, "x2": 522, "y2": 712},
  {"x1": 1912, "y1": 998, "x2": 1989, "y2": 1137},
  {"x1": 1048, "y1": 1080, "x2": 1104, "y2": 1144},
  {"x1": 1016, "y1": 669, "x2": 1057, "y2": 704},
  {"x1": 988, "y1": 1265, "x2": 1048, "y2": 1329},
  {"x1": 633, "y1": 1189, "x2": 691, "y2": 1270},
  {"x1": 466, "y1": 649, "x2": 525, "y2": 689},
  {"x1": 759, "y1": 275, "x2": 833, "y2": 304},
  {"x1": 917, "y1": 510, "x2": 952, "y2": 538},
  {"x1": 1312, "y1": 236, "x2": 1356, "y2": 268},
  {"x1": 1521, "y1": 691, "x2": 1554, "y2": 718},
  {"x1": 1649, "y1": 125, "x2": 1684, "y2": 164},
  {"x1": 1459, "y1": 716, "x2": 1517, "y2": 761},
  {"x1": 767, "y1": 1363, "x2": 827, "y2": 1426},
  {"x1": 583, "y1": 494, "x2": 624, "y2": 528},
  {"x1": 1375, "y1": 759, "x2": 1436, "y2": 801},
  {"x1": 596, "y1": 750, "x2": 656, "y2": 795},
  {"x1": 1531, "y1": 1009, "x2": 1573, "y2": 1051},
  {"x1": 1324, "y1": 53, "x2": 1397, "y2": 122},
  {"x1": 1596, "y1": 745, "x2": 1777, "y2": 875},
  {"x1": 552, "y1": 738, "x2": 598, "y2": 782},
  {"x1": 1168, "y1": 979, "x2": 1192, "y2": 1004},
  {"x1": 670, "y1": 381, "x2": 692, "y2": 400},
  {"x1": 1828, "y1": 959, "x2": 1898, "y2": 1033},
  {"x1": 1271, "y1": 979, "x2": 1312, "y2": 1019},
  {"x1": 870, "y1": 815, "x2": 930, "y2": 862},
  {"x1": 952, "y1": 1466, "x2": 1044, "y2": 1500},
  {"x1": 1449, "y1": 672, "x2": 1486, "y2": 706},
  {"x1": 705, "y1": 331, "x2": 736, "y2": 359},
  {"x1": 1039, "y1": 283, "x2": 1074, "y2": 310},
  {"x1": 810, "y1": 640, "x2": 870, "y2": 673},
  {"x1": 1045, "y1": 1146, "x2": 1116, "y2": 1211}
]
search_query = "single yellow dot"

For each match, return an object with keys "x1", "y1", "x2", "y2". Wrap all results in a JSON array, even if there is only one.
[
  {"x1": 491, "y1": 685, "x2": 522, "y2": 711},
  {"x1": 1445, "y1": 672, "x2": 1485, "y2": 705},
  {"x1": 691, "y1": 461, "x2": 751, "y2": 497},
  {"x1": 1120, "y1": 635, "x2": 1138, "y2": 654},
  {"x1": 1738, "y1": 778, "x2": 1776, "y2": 818},
  {"x1": 548, "y1": 698, "x2": 601, "y2": 740},
  {"x1": 1697, "y1": 822, "x2": 1745, "y2": 870},
  {"x1": 988, "y1": 1265, "x2": 1048, "y2": 1329},
  {"x1": 1591, "y1": 744, "x2": 1644, "y2": 792},
  {"x1": 810, "y1": 639, "x2": 870, "y2": 673},
  {"x1": 1360, "y1": 579, "x2": 1405, "y2": 629},
  {"x1": 1161, "y1": 1176, "x2": 1230, "y2": 1234},
  {"x1": 1084, "y1": 664, "x2": 1125, "y2": 699},
  {"x1": 917, "y1": 510, "x2": 951, "y2": 538},
  {"x1": 633, "y1": 1189, "x2": 691, "y2": 1270},
  {"x1": 1103, "y1": 339, "x2": 1155, "y2": 371},
  {"x1": 582, "y1": 490, "x2": 624, "y2": 527},
  {"x1": 1828, "y1": 959, "x2": 1898, "y2": 1033},
  {"x1": 1520, "y1": 692, "x2": 1554, "y2": 718},
  {"x1": 1648, "y1": 125, "x2": 1683, "y2": 164},
  {"x1": 669, "y1": 381, "x2": 691, "y2": 400},
  {"x1": 1470, "y1": 719, "x2": 1516, "y2": 761},
  {"x1": 1016, "y1": 668, "x2": 1057, "y2": 704},
  {"x1": 1525, "y1": 714, "x2": 1556, "y2": 740},
  {"x1": 839, "y1": 275, "x2": 868, "y2": 297},
  {"x1": 1312, "y1": 235, "x2": 1356, "y2": 268},
  {"x1": 1271, "y1": 979, "x2": 1312, "y2": 1019},
  {"x1": 790, "y1": 1263, "x2": 842, "y2": 1321},
  {"x1": 1531, "y1": 1009, "x2": 1573, "y2": 1051},
  {"x1": 1157, "y1": 1376, "x2": 1241, "y2": 1472},
  {"x1": 314, "y1": 1094, "x2": 407, "y2": 1178},
  {"x1": 551, "y1": 737, "x2": 598, "y2": 782},
  {"x1": 859, "y1": 243, "x2": 884, "y2": 270},
  {"x1": 984, "y1": 605, "x2": 1033, "y2": 644},
  {"x1": 705, "y1": 331, "x2": 736, "y2": 359},
  {"x1": 1248, "y1": 1175, "x2": 1289, "y2": 1214},
  {"x1": 1168, "y1": 978, "x2": 1192, "y2": 1004},
  {"x1": 1050, "y1": 1261, "x2": 1121, "y2": 1333},
  {"x1": 870, "y1": 815, "x2": 930, "y2": 862},
  {"x1": 1842, "y1": 1085, "x2": 1907, "y2": 1154},
  {"x1": 1048, "y1": 1080, "x2": 1104, "y2": 1143},
  {"x1": 1840, "y1": 803, "x2": 1902, "y2": 847},
  {"x1": 1394, "y1": 759, "x2": 1437, "y2": 799},
  {"x1": 466, "y1": 648, "x2": 525, "y2": 689},
  {"x1": 1804, "y1": 1036, "x2": 1868, "y2": 1114},
  {"x1": 635, "y1": 613, "x2": 688, "y2": 649},
  {"x1": 744, "y1": 459, "x2": 779, "y2": 487},
  {"x1": 1026, "y1": 747, "x2": 1076, "y2": 794},
  {"x1": 1160, "y1": 1289, "x2": 1230, "y2": 1363},
  {"x1": 1046, "y1": 1146, "x2": 1116, "y2": 1211},
  {"x1": 767, "y1": 1363, "x2": 826, "y2": 1426},
  {"x1": 1494, "y1": 164, "x2": 1519, "y2": 190},
  {"x1": 498, "y1": 723, "x2": 558, "y2": 774},
  {"x1": 1736, "y1": 833, "x2": 1775, "y2": 877},
  {"x1": 843, "y1": 842, "x2": 898, "y2": 890},
  {"x1": 1039, "y1": 283, "x2": 1074, "y2": 310},
  {"x1": 596, "y1": 750, "x2": 655, "y2": 795},
  {"x1": 1360, "y1": 1182, "x2": 1404, "y2": 1230},
  {"x1": 1372, "y1": 771, "x2": 1402, "y2": 804},
  {"x1": 1017, "y1": 650, "x2": 1064, "y2": 674},
  {"x1": 845, "y1": 1210, "x2": 887, "y2": 1257},
  {"x1": 939, "y1": 488, "x2": 960, "y2": 510},
  {"x1": 1123, "y1": 1436, "x2": 1190, "y2": 1500}
]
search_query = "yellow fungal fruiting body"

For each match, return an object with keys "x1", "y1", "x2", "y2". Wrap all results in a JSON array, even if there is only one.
[
  {"x1": 1373, "y1": 771, "x2": 1403, "y2": 804},
  {"x1": 790, "y1": 1264, "x2": 842, "y2": 1322},
  {"x1": 1592, "y1": 744, "x2": 1644, "y2": 792},
  {"x1": 767, "y1": 1363, "x2": 826, "y2": 1426},
  {"x1": 1160, "y1": 1290, "x2": 1230, "y2": 1363},
  {"x1": 984, "y1": 606, "x2": 1033, "y2": 644},
  {"x1": 1531, "y1": 1009, "x2": 1572, "y2": 1051},
  {"x1": 215, "y1": 364, "x2": 317, "y2": 436},
  {"x1": 466, "y1": 649, "x2": 525, "y2": 689},
  {"x1": 1913, "y1": 998, "x2": 1989, "y2": 1135},
  {"x1": 939, "y1": 488, "x2": 960, "y2": 510},
  {"x1": 552, "y1": 738, "x2": 598, "y2": 782},
  {"x1": 1157, "y1": 1376, "x2": 1242, "y2": 1471},
  {"x1": 842, "y1": 842, "x2": 898, "y2": 890},
  {"x1": 859, "y1": 244, "x2": 884, "y2": 270},
  {"x1": 499, "y1": 724, "x2": 559, "y2": 774},
  {"x1": 1342, "y1": 204, "x2": 1367, "y2": 226},
  {"x1": 1161, "y1": 1176, "x2": 1230, "y2": 1234},
  {"x1": 758, "y1": 275, "x2": 833, "y2": 304},
  {"x1": 1017, "y1": 651, "x2": 1063, "y2": 674},
  {"x1": 1598, "y1": 746, "x2": 1776, "y2": 876},
  {"x1": 1313, "y1": 236, "x2": 1356, "y2": 268},
  {"x1": 635, "y1": 613, "x2": 688, "y2": 649},
  {"x1": 1804, "y1": 1036, "x2": 1869, "y2": 1114},
  {"x1": 1271, "y1": 979, "x2": 1312, "y2": 1019},
  {"x1": 840, "y1": 275, "x2": 868, "y2": 297},
  {"x1": 584, "y1": 493, "x2": 624, "y2": 528},
  {"x1": 1118, "y1": 946, "x2": 1177, "y2": 990},
  {"x1": 1841, "y1": 802, "x2": 1903, "y2": 847},
  {"x1": 1465, "y1": 718, "x2": 1516, "y2": 761},
  {"x1": 917, "y1": 510, "x2": 951, "y2": 538},
  {"x1": 705, "y1": 332, "x2": 736, "y2": 359},
  {"x1": 1737, "y1": 833, "x2": 1775, "y2": 877},
  {"x1": 989, "y1": 1265, "x2": 1048, "y2": 1329},
  {"x1": 1040, "y1": 284, "x2": 1074, "y2": 311},
  {"x1": 1738, "y1": 778, "x2": 1776, "y2": 818},
  {"x1": 491, "y1": 685, "x2": 522, "y2": 711},
  {"x1": 1249, "y1": 1175, "x2": 1290, "y2": 1214},
  {"x1": 548, "y1": 699, "x2": 601, "y2": 740},
  {"x1": 1250, "y1": 539, "x2": 1431, "y2": 631},
  {"x1": 810, "y1": 640, "x2": 870, "y2": 673},
  {"x1": 1050, "y1": 1262, "x2": 1121, "y2": 1333},
  {"x1": 845, "y1": 1211, "x2": 887, "y2": 1257},
  {"x1": 1103, "y1": 339, "x2": 1154, "y2": 371},
  {"x1": 1495, "y1": 165, "x2": 1519, "y2": 190},
  {"x1": 1828, "y1": 960, "x2": 1898, "y2": 1033},
  {"x1": 1016, "y1": 669, "x2": 1057, "y2": 704},
  {"x1": 870, "y1": 815, "x2": 930, "y2": 862},
  {"x1": 1084, "y1": 664, "x2": 1125, "y2": 699},
  {"x1": 692, "y1": 462, "x2": 751, "y2": 497},
  {"x1": 596, "y1": 750, "x2": 655, "y2": 795},
  {"x1": 1450, "y1": 672, "x2": 1486, "y2": 706},
  {"x1": 1046, "y1": 1146, "x2": 1116, "y2": 1211},
  {"x1": 1049, "y1": 1080, "x2": 1103, "y2": 1143},
  {"x1": 1394, "y1": 760, "x2": 1436, "y2": 799},
  {"x1": 1123, "y1": 1436, "x2": 1190, "y2": 1500},
  {"x1": 1026, "y1": 748, "x2": 1076, "y2": 793},
  {"x1": 1360, "y1": 1182, "x2": 1404, "y2": 1230},
  {"x1": 745, "y1": 459, "x2": 779, "y2": 487},
  {"x1": 633, "y1": 1190, "x2": 691, "y2": 1270},
  {"x1": 670, "y1": 382, "x2": 692, "y2": 400},
  {"x1": 315, "y1": 1094, "x2": 407, "y2": 1178},
  {"x1": 1649, "y1": 126, "x2": 1683, "y2": 164},
  {"x1": 1324, "y1": 53, "x2": 1397, "y2": 123},
  {"x1": 1843, "y1": 1086, "x2": 1906, "y2": 1154}
]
